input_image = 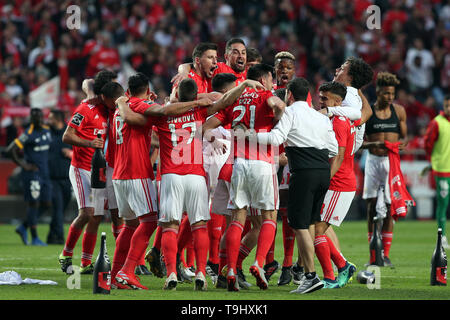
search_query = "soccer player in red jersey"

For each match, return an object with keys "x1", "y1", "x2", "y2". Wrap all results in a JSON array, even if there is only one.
[
  {"x1": 111, "y1": 73, "x2": 216, "y2": 290},
  {"x1": 58, "y1": 70, "x2": 114, "y2": 275},
  {"x1": 172, "y1": 38, "x2": 248, "y2": 90},
  {"x1": 206, "y1": 64, "x2": 286, "y2": 291},
  {"x1": 170, "y1": 42, "x2": 218, "y2": 101},
  {"x1": 314, "y1": 82, "x2": 359, "y2": 288},
  {"x1": 117, "y1": 75, "x2": 263, "y2": 290},
  {"x1": 81, "y1": 77, "x2": 125, "y2": 243}
]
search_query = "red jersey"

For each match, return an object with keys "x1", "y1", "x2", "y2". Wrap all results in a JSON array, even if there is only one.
[
  {"x1": 215, "y1": 88, "x2": 275, "y2": 163},
  {"x1": 173, "y1": 68, "x2": 210, "y2": 100},
  {"x1": 68, "y1": 100, "x2": 108, "y2": 171},
  {"x1": 112, "y1": 97, "x2": 156, "y2": 180},
  {"x1": 105, "y1": 111, "x2": 116, "y2": 168},
  {"x1": 209, "y1": 62, "x2": 247, "y2": 91},
  {"x1": 329, "y1": 116, "x2": 357, "y2": 192},
  {"x1": 155, "y1": 107, "x2": 208, "y2": 177}
]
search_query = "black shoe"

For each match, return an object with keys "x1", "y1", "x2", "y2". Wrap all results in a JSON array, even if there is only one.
[
  {"x1": 236, "y1": 267, "x2": 252, "y2": 289},
  {"x1": 145, "y1": 247, "x2": 164, "y2": 278},
  {"x1": 205, "y1": 260, "x2": 219, "y2": 284},
  {"x1": 263, "y1": 260, "x2": 280, "y2": 281},
  {"x1": 176, "y1": 253, "x2": 192, "y2": 283},
  {"x1": 278, "y1": 266, "x2": 293, "y2": 286},
  {"x1": 135, "y1": 264, "x2": 152, "y2": 275},
  {"x1": 383, "y1": 256, "x2": 394, "y2": 268},
  {"x1": 292, "y1": 264, "x2": 305, "y2": 285},
  {"x1": 216, "y1": 274, "x2": 227, "y2": 289}
]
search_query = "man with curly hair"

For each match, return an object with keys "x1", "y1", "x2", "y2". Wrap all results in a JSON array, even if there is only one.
[{"x1": 360, "y1": 72, "x2": 408, "y2": 268}]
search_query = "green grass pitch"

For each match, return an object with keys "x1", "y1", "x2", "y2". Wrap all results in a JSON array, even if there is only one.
[{"x1": 0, "y1": 220, "x2": 448, "y2": 300}]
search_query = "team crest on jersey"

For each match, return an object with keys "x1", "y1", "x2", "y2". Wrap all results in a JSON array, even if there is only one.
[{"x1": 71, "y1": 113, "x2": 84, "y2": 126}]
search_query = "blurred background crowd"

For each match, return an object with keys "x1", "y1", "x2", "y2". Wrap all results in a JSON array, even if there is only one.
[{"x1": 0, "y1": 0, "x2": 449, "y2": 161}]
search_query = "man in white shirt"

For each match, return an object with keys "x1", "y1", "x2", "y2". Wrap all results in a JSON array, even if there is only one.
[{"x1": 247, "y1": 78, "x2": 338, "y2": 294}]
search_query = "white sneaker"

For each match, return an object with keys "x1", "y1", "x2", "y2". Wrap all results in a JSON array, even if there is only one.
[
  {"x1": 442, "y1": 236, "x2": 450, "y2": 250},
  {"x1": 249, "y1": 261, "x2": 268, "y2": 290},
  {"x1": 290, "y1": 274, "x2": 324, "y2": 294},
  {"x1": 163, "y1": 272, "x2": 178, "y2": 290},
  {"x1": 184, "y1": 267, "x2": 196, "y2": 278},
  {"x1": 194, "y1": 271, "x2": 207, "y2": 291}
]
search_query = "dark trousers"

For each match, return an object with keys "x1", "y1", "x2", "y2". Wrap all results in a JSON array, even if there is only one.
[{"x1": 48, "y1": 178, "x2": 72, "y2": 240}]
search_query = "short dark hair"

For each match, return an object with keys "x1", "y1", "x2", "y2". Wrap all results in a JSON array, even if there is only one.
[
  {"x1": 318, "y1": 81, "x2": 347, "y2": 100},
  {"x1": 287, "y1": 78, "x2": 310, "y2": 101},
  {"x1": 225, "y1": 38, "x2": 246, "y2": 53},
  {"x1": 50, "y1": 109, "x2": 65, "y2": 122},
  {"x1": 128, "y1": 72, "x2": 149, "y2": 96},
  {"x1": 192, "y1": 42, "x2": 218, "y2": 60},
  {"x1": 178, "y1": 78, "x2": 197, "y2": 102},
  {"x1": 211, "y1": 73, "x2": 237, "y2": 92},
  {"x1": 247, "y1": 47, "x2": 262, "y2": 64},
  {"x1": 345, "y1": 57, "x2": 373, "y2": 89},
  {"x1": 101, "y1": 81, "x2": 124, "y2": 100},
  {"x1": 274, "y1": 88, "x2": 287, "y2": 101},
  {"x1": 93, "y1": 70, "x2": 117, "y2": 95},
  {"x1": 247, "y1": 63, "x2": 273, "y2": 81}
]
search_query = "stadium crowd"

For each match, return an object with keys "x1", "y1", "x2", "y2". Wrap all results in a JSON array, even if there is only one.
[{"x1": 0, "y1": 0, "x2": 449, "y2": 152}]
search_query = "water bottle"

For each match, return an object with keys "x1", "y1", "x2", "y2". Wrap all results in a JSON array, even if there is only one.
[
  {"x1": 93, "y1": 232, "x2": 111, "y2": 294},
  {"x1": 430, "y1": 228, "x2": 447, "y2": 286},
  {"x1": 369, "y1": 217, "x2": 384, "y2": 266},
  {"x1": 91, "y1": 134, "x2": 106, "y2": 189}
]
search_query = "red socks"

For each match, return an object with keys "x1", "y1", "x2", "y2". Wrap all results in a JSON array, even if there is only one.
[
  {"x1": 382, "y1": 232, "x2": 393, "y2": 257},
  {"x1": 177, "y1": 216, "x2": 192, "y2": 255},
  {"x1": 314, "y1": 235, "x2": 335, "y2": 280},
  {"x1": 62, "y1": 224, "x2": 82, "y2": 257},
  {"x1": 207, "y1": 213, "x2": 223, "y2": 265},
  {"x1": 326, "y1": 235, "x2": 346, "y2": 269},
  {"x1": 111, "y1": 224, "x2": 136, "y2": 280},
  {"x1": 112, "y1": 223, "x2": 124, "y2": 240},
  {"x1": 242, "y1": 219, "x2": 251, "y2": 238},
  {"x1": 282, "y1": 215, "x2": 295, "y2": 267},
  {"x1": 153, "y1": 226, "x2": 162, "y2": 250},
  {"x1": 186, "y1": 241, "x2": 195, "y2": 268},
  {"x1": 226, "y1": 221, "x2": 244, "y2": 272},
  {"x1": 237, "y1": 243, "x2": 251, "y2": 270},
  {"x1": 315, "y1": 234, "x2": 347, "y2": 280},
  {"x1": 161, "y1": 228, "x2": 178, "y2": 276},
  {"x1": 191, "y1": 224, "x2": 209, "y2": 275},
  {"x1": 121, "y1": 214, "x2": 157, "y2": 275},
  {"x1": 81, "y1": 231, "x2": 97, "y2": 267},
  {"x1": 265, "y1": 236, "x2": 276, "y2": 265},
  {"x1": 255, "y1": 220, "x2": 277, "y2": 268}
]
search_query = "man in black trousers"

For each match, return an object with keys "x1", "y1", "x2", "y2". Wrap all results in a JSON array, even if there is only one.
[
  {"x1": 47, "y1": 109, "x2": 73, "y2": 244},
  {"x1": 247, "y1": 78, "x2": 338, "y2": 294}
]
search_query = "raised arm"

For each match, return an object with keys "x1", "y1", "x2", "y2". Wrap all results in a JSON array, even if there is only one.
[
  {"x1": 116, "y1": 96, "x2": 148, "y2": 126},
  {"x1": 144, "y1": 97, "x2": 213, "y2": 117},
  {"x1": 207, "y1": 80, "x2": 266, "y2": 116}
]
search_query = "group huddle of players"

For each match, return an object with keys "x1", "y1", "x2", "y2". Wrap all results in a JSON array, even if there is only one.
[{"x1": 57, "y1": 37, "x2": 407, "y2": 294}]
